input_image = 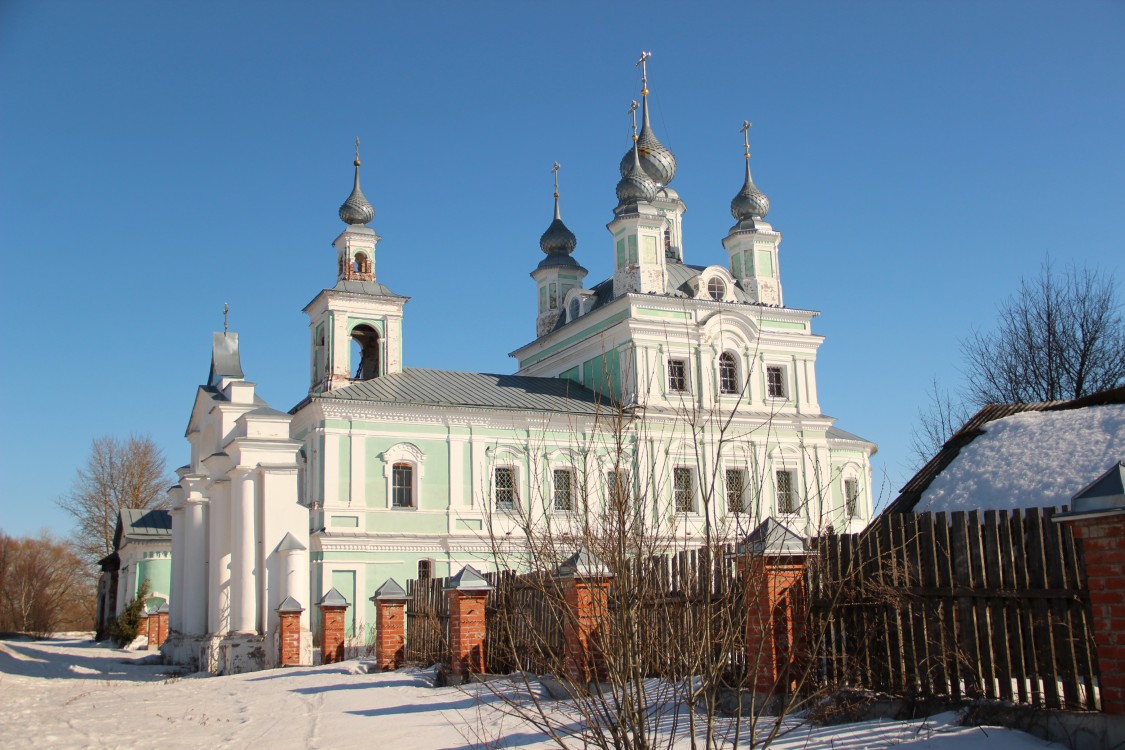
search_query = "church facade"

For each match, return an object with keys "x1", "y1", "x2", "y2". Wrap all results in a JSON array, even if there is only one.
[{"x1": 163, "y1": 65, "x2": 876, "y2": 673}]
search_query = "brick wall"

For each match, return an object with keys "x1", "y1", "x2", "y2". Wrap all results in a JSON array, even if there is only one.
[
  {"x1": 279, "y1": 611, "x2": 303, "y2": 666},
  {"x1": 374, "y1": 599, "x2": 407, "y2": 671},
  {"x1": 561, "y1": 579, "x2": 610, "y2": 684},
  {"x1": 1066, "y1": 515, "x2": 1125, "y2": 714},
  {"x1": 742, "y1": 556, "x2": 807, "y2": 695},
  {"x1": 320, "y1": 606, "x2": 347, "y2": 665},
  {"x1": 448, "y1": 590, "x2": 488, "y2": 677}
]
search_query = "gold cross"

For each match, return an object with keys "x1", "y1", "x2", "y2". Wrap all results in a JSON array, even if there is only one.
[{"x1": 636, "y1": 51, "x2": 651, "y2": 96}]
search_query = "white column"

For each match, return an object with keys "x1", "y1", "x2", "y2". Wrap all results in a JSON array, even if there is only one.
[
  {"x1": 230, "y1": 468, "x2": 257, "y2": 634},
  {"x1": 207, "y1": 480, "x2": 231, "y2": 635},
  {"x1": 184, "y1": 499, "x2": 209, "y2": 635},
  {"x1": 169, "y1": 505, "x2": 185, "y2": 632}
]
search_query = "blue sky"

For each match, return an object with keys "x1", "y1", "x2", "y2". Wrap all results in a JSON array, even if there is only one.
[{"x1": 2, "y1": 1, "x2": 1122, "y2": 537}]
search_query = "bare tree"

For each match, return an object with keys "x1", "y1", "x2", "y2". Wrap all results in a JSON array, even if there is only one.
[
  {"x1": 57, "y1": 435, "x2": 170, "y2": 567},
  {"x1": 908, "y1": 379, "x2": 971, "y2": 467},
  {"x1": 962, "y1": 260, "x2": 1125, "y2": 406},
  {"x1": 0, "y1": 531, "x2": 91, "y2": 636}
]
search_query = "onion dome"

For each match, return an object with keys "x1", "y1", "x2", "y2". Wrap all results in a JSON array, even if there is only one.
[
  {"x1": 338, "y1": 140, "x2": 375, "y2": 225},
  {"x1": 537, "y1": 163, "x2": 582, "y2": 271},
  {"x1": 730, "y1": 121, "x2": 770, "y2": 221},
  {"x1": 617, "y1": 139, "x2": 658, "y2": 207},
  {"x1": 618, "y1": 96, "x2": 677, "y2": 187}
]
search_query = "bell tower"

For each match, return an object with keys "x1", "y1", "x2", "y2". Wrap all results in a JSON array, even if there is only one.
[
  {"x1": 531, "y1": 162, "x2": 587, "y2": 337},
  {"x1": 304, "y1": 140, "x2": 409, "y2": 394}
]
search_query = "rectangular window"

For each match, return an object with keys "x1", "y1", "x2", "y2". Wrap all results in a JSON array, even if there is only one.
[
  {"x1": 757, "y1": 249, "x2": 774, "y2": 277},
  {"x1": 417, "y1": 558, "x2": 433, "y2": 581},
  {"x1": 553, "y1": 468, "x2": 574, "y2": 511},
  {"x1": 725, "y1": 468, "x2": 746, "y2": 514},
  {"x1": 668, "y1": 358, "x2": 688, "y2": 392},
  {"x1": 627, "y1": 235, "x2": 638, "y2": 265},
  {"x1": 392, "y1": 463, "x2": 413, "y2": 508},
  {"x1": 642, "y1": 235, "x2": 658, "y2": 264},
  {"x1": 538, "y1": 285, "x2": 547, "y2": 313},
  {"x1": 548, "y1": 283, "x2": 558, "y2": 310},
  {"x1": 731, "y1": 252, "x2": 742, "y2": 278},
  {"x1": 494, "y1": 466, "x2": 517, "y2": 511},
  {"x1": 766, "y1": 366, "x2": 786, "y2": 398},
  {"x1": 606, "y1": 470, "x2": 629, "y2": 507},
  {"x1": 776, "y1": 469, "x2": 796, "y2": 514},
  {"x1": 844, "y1": 478, "x2": 860, "y2": 518},
  {"x1": 674, "y1": 467, "x2": 694, "y2": 513},
  {"x1": 616, "y1": 239, "x2": 626, "y2": 268}
]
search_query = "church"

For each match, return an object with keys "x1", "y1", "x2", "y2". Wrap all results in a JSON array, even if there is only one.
[{"x1": 162, "y1": 59, "x2": 877, "y2": 674}]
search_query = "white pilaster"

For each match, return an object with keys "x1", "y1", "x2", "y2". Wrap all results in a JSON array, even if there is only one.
[
  {"x1": 230, "y1": 468, "x2": 257, "y2": 634},
  {"x1": 184, "y1": 498, "x2": 209, "y2": 635},
  {"x1": 169, "y1": 503, "x2": 185, "y2": 632},
  {"x1": 207, "y1": 480, "x2": 231, "y2": 635}
]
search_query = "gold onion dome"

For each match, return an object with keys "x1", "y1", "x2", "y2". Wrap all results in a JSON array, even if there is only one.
[
  {"x1": 339, "y1": 140, "x2": 375, "y2": 225},
  {"x1": 730, "y1": 122, "x2": 770, "y2": 221}
]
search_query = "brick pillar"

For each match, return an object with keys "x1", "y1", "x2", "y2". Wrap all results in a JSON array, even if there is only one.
[
  {"x1": 1058, "y1": 514, "x2": 1125, "y2": 714},
  {"x1": 140, "y1": 614, "x2": 152, "y2": 649},
  {"x1": 444, "y1": 566, "x2": 493, "y2": 679},
  {"x1": 371, "y1": 578, "x2": 408, "y2": 671},
  {"x1": 739, "y1": 519, "x2": 808, "y2": 696},
  {"x1": 155, "y1": 606, "x2": 169, "y2": 648},
  {"x1": 318, "y1": 587, "x2": 350, "y2": 665},
  {"x1": 556, "y1": 546, "x2": 613, "y2": 685},
  {"x1": 277, "y1": 597, "x2": 305, "y2": 667}
]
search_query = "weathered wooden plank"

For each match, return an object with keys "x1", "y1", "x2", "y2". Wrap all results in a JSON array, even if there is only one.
[
  {"x1": 983, "y1": 510, "x2": 1014, "y2": 701},
  {"x1": 1025, "y1": 507, "x2": 1061, "y2": 708}
]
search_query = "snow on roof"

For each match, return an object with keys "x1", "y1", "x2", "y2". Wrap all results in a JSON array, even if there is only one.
[{"x1": 917, "y1": 404, "x2": 1125, "y2": 513}]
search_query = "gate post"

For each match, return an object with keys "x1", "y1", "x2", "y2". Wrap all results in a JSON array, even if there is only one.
[
  {"x1": 371, "y1": 578, "x2": 409, "y2": 671},
  {"x1": 276, "y1": 597, "x2": 305, "y2": 667},
  {"x1": 444, "y1": 566, "x2": 493, "y2": 680},
  {"x1": 1055, "y1": 462, "x2": 1125, "y2": 715},
  {"x1": 738, "y1": 519, "x2": 808, "y2": 697},
  {"x1": 155, "y1": 603, "x2": 169, "y2": 649},
  {"x1": 318, "y1": 588, "x2": 350, "y2": 665},
  {"x1": 555, "y1": 546, "x2": 612, "y2": 685}
]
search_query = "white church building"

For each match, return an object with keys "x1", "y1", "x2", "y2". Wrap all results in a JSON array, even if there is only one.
[{"x1": 163, "y1": 63, "x2": 877, "y2": 673}]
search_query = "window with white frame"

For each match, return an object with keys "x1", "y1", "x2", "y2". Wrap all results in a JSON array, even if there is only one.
[
  {"x1": 766, "y1": 365, "x2": 786, "y2": 398},
  {"x1": 844, "y1": 478, "x2": 860, "y2": 518},
  {"x1": 673, "y1": 467, "x2": 694, "y2": 513},
  {"x1": 606, "y1": 470, "x2": 630, "y2": 508},
  {"x1": 391, "y1": 463, "x2": 413, "y2": 508},
  {"x1": 707, "y1": 277, "x2": 726, "y2": 300},
  {"x1": 776, "y1": 469, "x2": 796, "y2": 514},
  {"x1": 725, "y1": 468, "x2": 747, "y2": 514},
  {"x1": 494, "y1": 466, "x2": 517, "y2": 511},
  {"x1": 719, "y1": 352, "x2": 739, "y2": 394},
  {"x1": 417, "y1": 558, "x2": 433, "y2": 581},
  {"x1": 553, "y1": 468, "x2": 574, "y2": 512},
  {"x1": 668, "y1": 358, "x2": 688, "y2": 392}
]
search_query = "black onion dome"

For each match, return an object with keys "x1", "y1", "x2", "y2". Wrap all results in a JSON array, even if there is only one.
[
  {"x1": 617, "y1": 142, "x2": 658, "y2": 206},
  {"x1": 339, "y1": 159, "x2": 375, "y2": 225},
  {"x1": 730, "y1": 159, "x2": 770, "y2": 221},
  {"x1": 540, "y1": 206, "x2": 577, "y2": 255},
  {"x1": 617, "y1": 98, "x2": 677, "y2": 186}
]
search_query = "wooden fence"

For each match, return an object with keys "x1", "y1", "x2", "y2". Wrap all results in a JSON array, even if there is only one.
[
  {"x1": 402, "y1": 508, "x2": 1101, "y2": 711},
  {"x1": 809, "y1": 508, "x2": 1100, "y2": 710}
]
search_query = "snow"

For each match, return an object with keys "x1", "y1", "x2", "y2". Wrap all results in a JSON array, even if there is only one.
[
  {"x1": 0, "y1": 637, "x2": 1065, "y2": 749},
  {"x1": 918, "y1": 404, "x2": 1125, "y2": 513}
]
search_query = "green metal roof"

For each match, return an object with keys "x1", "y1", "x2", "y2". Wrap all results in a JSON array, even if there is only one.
[{"x1": 315, "y1": 367, "x2": 608, "y2": 414}]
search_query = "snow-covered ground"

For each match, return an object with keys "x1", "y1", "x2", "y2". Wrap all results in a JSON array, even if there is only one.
[
  {"x1": 0, "y1": 636, "x2": 1063, "y2": 749},
  {"x1": 920, "y1": 404, "x2": 1125, "y2": 512}
]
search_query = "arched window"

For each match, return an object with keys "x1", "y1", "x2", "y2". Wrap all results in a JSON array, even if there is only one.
[
  {"x1": 350, "y1": 324, "x2": 380, "y2": 380},
  {"x1": 568, "y1": 298, "x2": 580, "y2": 321},
  {"x1": 718, "y1": 352, "x2": 738, "y2": 394}
]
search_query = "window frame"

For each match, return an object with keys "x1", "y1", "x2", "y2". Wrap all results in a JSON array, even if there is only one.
[
  {"x1": 775, "y1": 468, "x2": 797, "y2": 515},
  {"x1": 725, "y1": 467, "x2": 747, "y2": 514},
  {"x1": 673, "y1": 466, "x2": 695, "y2": 514},
  {"x1": 668, "y1": 358, "x2": 689, "y2": 393},
  {"x1": 844, "y1": 477, "x2": 861, "y2": 519},
  {"x1": 718, "y1": 352, "x2": 740, "y2": 395},
  {"x1": 552, "y1": 467, "x2": 575, "y2": 512},
  {"x1": 765, "y1": 365, "x2": 787, "y2": 399},
  {"x1": 494, "y1": 465, "x2": 519, "y2": 512},
  {"x1": 391, "y1": 462, "x2": 414, "y2": 508},
  {"x1": 379, "y1": 443, "x2": 426, "y2": 511}
]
